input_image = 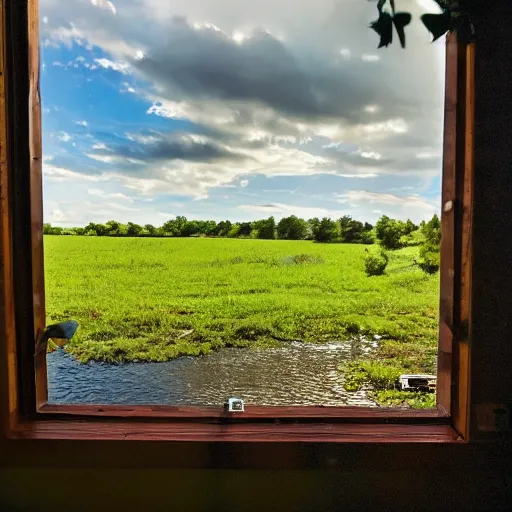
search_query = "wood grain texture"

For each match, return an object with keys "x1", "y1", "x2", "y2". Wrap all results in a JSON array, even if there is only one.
[
  {"x1": 8, "y1": 420, "x2": 462, "y2": 443},
  {"x1": 39, "y1": 403, "x2": 447, "y2": 422},
  {"x1": 4, "y1": 0, "x2": 40, "y2": 418},
  {"x1": 27, "y1": 0, "x2": 47, "y2": 409},
  {"x1": 437, "y1": 33, "x2": 458, "y2": 414},
  {"x1": 453, "y1": 42, "x2": 475, "y2": 441},
  {"x1": 0, "y1": 0, "x2": 20, "y2": 436}
]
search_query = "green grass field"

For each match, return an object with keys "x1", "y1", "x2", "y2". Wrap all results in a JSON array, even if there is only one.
[{"x1": 44, "y1": 236, "x2": 439, "y2": 402}]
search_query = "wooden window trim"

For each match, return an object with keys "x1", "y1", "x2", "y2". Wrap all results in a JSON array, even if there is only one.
[{"x1": 0, "y1": 1, "x2": 473, "y2": 443}]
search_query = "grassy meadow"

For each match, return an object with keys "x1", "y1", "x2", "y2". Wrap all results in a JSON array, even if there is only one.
[{"x1": 44, "y1": 236, "x2": 440, "y2": 404}]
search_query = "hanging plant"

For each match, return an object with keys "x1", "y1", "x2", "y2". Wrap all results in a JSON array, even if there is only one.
[{"x1": 369, "y1": 0, "x2": 478, "y2": 48}]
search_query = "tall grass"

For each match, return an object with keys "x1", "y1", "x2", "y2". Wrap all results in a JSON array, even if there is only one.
[{"x1": 44, "y1": 236, "x2": 439, "y2": 366}]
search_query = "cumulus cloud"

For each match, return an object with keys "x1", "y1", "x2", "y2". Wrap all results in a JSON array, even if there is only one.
[
  {"x1": 94, "y1": 58, "x2": 131, "y2": 74},
  {"x1": 238, "y1": 203, "x2": 345, "y2": 220},
  {"x1": 87, "y1": 188, "x2": 134, "y2": 201},
  {"x1": 334, "y1": 190, "x2": 439, "y2": 222},
  {"x1": 39, "y1": 0, "x2": 445, "y2": 215},
  {"x1": 57, "y1": 131, "x2": 72, "y2": 142},
  {"x1": 91, "y1": 0, "x2": 116, "y2": 15}
]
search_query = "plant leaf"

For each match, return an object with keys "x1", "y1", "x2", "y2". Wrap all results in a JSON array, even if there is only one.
[
  {"x1": 421, "y1": 12, "x2": 451, "y2": 42},
  {"x1": 392, "y1": 12, "x2": 412, "y2": 48},
  {"x1": 370, "y1": 12, "x2": 393, "y2": 48}
]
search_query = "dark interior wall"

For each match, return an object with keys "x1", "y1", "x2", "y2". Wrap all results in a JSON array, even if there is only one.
[
  {"x1": 2, "y1": 3, "x2": 512, "y2": 511},
  {"x1": 471, "y1": 1, "x2": 512, "y2": 406}
]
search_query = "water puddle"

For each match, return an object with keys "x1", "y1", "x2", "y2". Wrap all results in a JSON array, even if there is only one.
[{"x1": 48, "y1": 340, "x2": 376, "y2": 407}]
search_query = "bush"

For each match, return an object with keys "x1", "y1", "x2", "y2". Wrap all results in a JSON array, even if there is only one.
[
  {"x1": 364, "y1": 250, "x2": 389, "y2": 276},
  {"x1": 417, "y1": 214, "x2": 441, "y2": 274},
  {"x1": 418, "y1": 249, "x2": 440, "y2": 274},
  {"x1": 375, "y1": 216, "x2": 406, "y2": 250}
]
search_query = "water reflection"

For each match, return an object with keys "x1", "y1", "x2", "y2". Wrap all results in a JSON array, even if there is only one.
[{"x1": 48, "y1": 340, "x2": 376, "y2": 407}]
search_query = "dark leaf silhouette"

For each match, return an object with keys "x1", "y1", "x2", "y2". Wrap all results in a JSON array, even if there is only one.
[
  {"x1": 392, "y1": 12, "x2": 412, "y2": 48},
  {"x1": 370, "y1": 12, "x2": 394, "y2": 48},
  {"x1": 421, "y1": 12, "x2": 452, "y2": 42}
]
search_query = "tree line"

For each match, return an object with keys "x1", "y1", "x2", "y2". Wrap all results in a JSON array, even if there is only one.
[{"x1": 43, "y1": 213, "x2": 440, "y2": 252}]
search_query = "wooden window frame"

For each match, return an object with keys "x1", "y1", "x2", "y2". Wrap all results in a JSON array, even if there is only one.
[{"x1": 0, "y1": 0, "x2": 474, "y2": 443}]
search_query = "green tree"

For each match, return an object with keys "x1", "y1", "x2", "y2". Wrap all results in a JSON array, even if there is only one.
[
  {"x1": 404, "y1": 219, "x2": 418, "y2": 235},
  {"x1": 313, "y1": 217, "x2": 339, "y2": 243},
  {"x1": 306, "y1": 218, "x2": 320, "y2": 240},
  {"x1": 227, "y1": 224, "x2": 241, "y2": 238},
  {"x1": 105, "y1": 220, "x2": 122, "y2": 236},
  {"x1": 83, "y1": 222, "x2": 107, "y2": 236},
  {"x1": 238, "y1": 222, "x2": 252, "y2": 237},
  {"x1": 418, "y1": 214, "x2": 441, "y2": 274},
  {"x1": 127, "y1": 222, "x2": 143, "y2": 237},
  {"x1": 215, "y1": 220, "x2": 232, "y2": 237},
  {"x1": 375, "y1": 216, "x2": 406, "y2": 250},
  {"x1": 339, "y1": 216, "x2": 373, "y2": 244},
  {"x1": 144, "y1": 224, "x2": 158, "y2": 236},
  {"x1": 43, "y1": 223, "x2": 63, "y2": 235},
  {"x1": 198, "y1": 220, "x2": 217, "y2": 236},
  {"x1": 255, "y1": 217, "x2": 276, "y2": 239},
  {"x1": 277, "y1": 215, "x2": 308, "y2": 240},
  {"x1": 161, "y1": 216, "x2": 189, "y2": 236}
]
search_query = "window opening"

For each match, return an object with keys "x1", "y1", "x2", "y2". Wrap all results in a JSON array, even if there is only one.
[{"x1": 38, "y1": 0, "x2": 447, "y2": 410}]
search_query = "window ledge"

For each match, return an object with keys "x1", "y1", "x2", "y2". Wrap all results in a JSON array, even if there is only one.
[{"x1": 8, "y1": 420, "x2": 462, "y2": 443}]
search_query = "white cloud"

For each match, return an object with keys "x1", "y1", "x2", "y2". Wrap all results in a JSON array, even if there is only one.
[
  {"x1": 240, "y1": 179, "x2": 249, "y2": 188},
  {"x1": 43, "y1": 164, "x2": 106, "y2": 182},
  {"x1": 48, "y1": 209, "x2": 66, "y2": 222},
  {"x1": 43, "y1": 23, "x2": 90, "y2": 50},
  {"x1": 354, "y1": 118, "x2": 408, "y2": 140},
  {"x1": 85, "y1": 153, "x2": 144, "y2": 165},
  {"x1": 338, "y1": 190, "x2": 433, "y2": 207},
  {"x1": 91, "y1": 0, "x2": 116, "y2": 15},
  {"x1": 57, "y1": 131, "x2": 72, "y2": 142},
  {"x1": 238, "y1": 203, "x2": 344, "y2": 220},
  {"x1": 94, "y1": 58, "x2": 131, "y2": 74},
  {"x1": 87, "y1": 188, "x2": 134, "y2": 202},
  {"x1": 359, "y1": 150, "x2": 382, "y2": 160},
  {"x1": 147, "y1": 102, "x2": 188, "y2": 120},
  {"x1": 361, "y1": 54, "x2": 380, "y2": 62},
  {"x1": 121, "y1": 82, "x2": 136, "y2": 93},
  {"x1": 340, "y1": 48, "x2": 351, "y2": 59},
  {"x1": 416, "y1": 151, "x2": 440, "y2": 159},
  {"x1": 232, "y1": 31, "x2": 247, "y2": 44},
  {"x1": 91, "y1": 142, "x2": 111, "y2": 151},
  {"x1": 364, "y1": 105, "x2": 379, "y2": 114},
  {"x1": 75, "y1": 120, "x2": 88, "y2": 127},
  {"x1": 39, "y1": 0, "x2": 445, "y2": 221}
]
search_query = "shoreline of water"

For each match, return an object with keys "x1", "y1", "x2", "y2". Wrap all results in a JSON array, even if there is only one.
[{"x1": 48, "y1": 340, "x2": 376, "y2": 407}]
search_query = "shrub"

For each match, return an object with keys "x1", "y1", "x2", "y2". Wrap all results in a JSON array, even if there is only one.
[
  {"x1": 417, "y1": 248, "x2": 440, "y2": 274},
  {"x1": 375, "y1": 216, "x2": 406, "y2": 249},
  {"x1": 417, "y1": 214, "x2": 441, "y2": 274},
  {"x1": 364, "y1": 250, "x2": 389, "y2": 276}
]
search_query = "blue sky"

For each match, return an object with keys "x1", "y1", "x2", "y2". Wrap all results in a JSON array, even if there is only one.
[{"x1": 40, "y1": 0, "x2": 445, "y2": 227}]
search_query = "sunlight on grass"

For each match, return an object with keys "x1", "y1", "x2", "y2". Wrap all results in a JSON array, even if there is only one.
[{"x1": 45, "y1": 236, "x2": 439, "y2": 406}]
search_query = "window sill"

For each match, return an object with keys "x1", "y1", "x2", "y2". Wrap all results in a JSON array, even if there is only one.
[{"x1": 8, "y1": 412, "x2": 462, "y2": 443}]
